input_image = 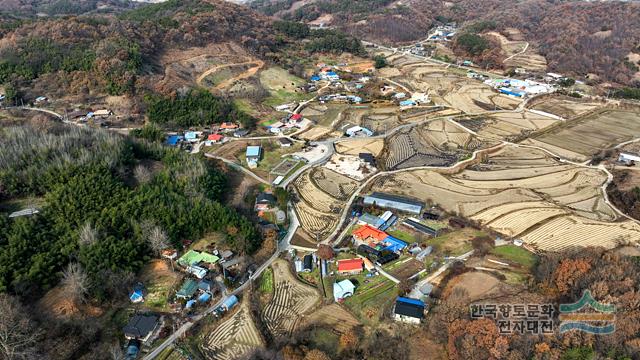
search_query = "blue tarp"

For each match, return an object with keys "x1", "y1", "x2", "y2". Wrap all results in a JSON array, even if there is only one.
[
  {"x1": 399, "y1": 100, "x2": 417, "y2": 106},
  {"x1": 382, "y1": 235, "x2": 407, "y2": 252},
  {"x1": 129, "y1": 290, "x2": 143, "y2": 303},
  {"x1": 310, "y1": 75, "x2": 321, "y2": 81},
  {"x1": 198, "y1": 292, "x2": 212, "y2": 303},
  {"x1": 326, "y1": 71, "x2": 338, "y2": 76},
  {"x1": 166, "y1": 135, "x2": 183, "y2": 146},
  {"x1": 397, "y1": 296, "x2": 425, "y2": 307},
  {"x1": 246, "y1": 146, "x2": 261, "y2": 157},
  {"x1": 185, "y1": 299, "x2": 197, "y2": 309}
]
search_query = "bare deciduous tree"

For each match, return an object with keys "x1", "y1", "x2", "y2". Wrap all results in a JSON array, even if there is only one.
[
  {"x1": 0, "y1": 294, "x2": 41, "y2": 360},
  {"x1": 108, "y1": 342, "x2": 125, "y2": 360},
  {"x1": 141, "y1": 220, "x2": 170, "y2": 256},
  {"x1": 61, "y1": 262, "x2": 89, "y2": 304},
  {"x1": 78, "y1": 221, "x2": 97, "y2": 246}
]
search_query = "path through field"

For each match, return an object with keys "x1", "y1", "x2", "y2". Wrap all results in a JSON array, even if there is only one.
[{"x1": 196, "y1": 60, "x2": 265, "y2": 90}]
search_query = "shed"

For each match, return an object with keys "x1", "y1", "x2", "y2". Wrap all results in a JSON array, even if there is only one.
[
  {"x1": 302, "y1": 254, "x2": 313, "y2": 272},
  {"x1": 359, "y1": 152, "x2": 376, "y2": 166},
  {"x1": 221, "y1": 295, "x2": 238, "y2": 311},
  {"x1": 208, "y1": 134, "x2": 223, "y2": 142},
  {"x1": 333, "y1": 279, "x2": 355, "y2": 302},
  {"x1": 618, "y1": 152, "x2": 640, "y2": 164},
  {"x1": 198, "y1": 292, "x2": 212, "y2": 303},
  {"x1": 358, "y1": 213, "x2": 385, "y2": 228},
  {"x1": 246, "y1": 146, "x2": 262, "y2": 167},
  {"x1": 186, "y1": 265, "x2": 208, "y2": 279},
  {"x1": 129, "y1": 289, "x2": 144, "y2": 303},
  {"x1": 403, "y1": 218, "x2": 438, "y2": 237},
  {"x1": 294, "y1": 259, "x2": 303, "y2": 272},
  {"x1": 198, "y1": 280, "x2": 213, "y2": 292},
  {"x1": 279, "y1": 137, "x2": 293, "y2": 147}
]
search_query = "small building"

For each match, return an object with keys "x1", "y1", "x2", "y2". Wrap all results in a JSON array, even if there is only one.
[
  {"x1": 381, "y1": 236, "x2": 407, "y2": 253},
  {"x1": 289, "y1": 113, "x2": 303, "y2": 123},
  {"x1": 161, "y1": 249, "x2": 178, "y2": 260},
  {"x1": 310, "y1": 75, "x2": 321, "y2": 82},
  {"x1": 198, "y1": 280, "x2": 213, "y2": 292},
  {"x1": 198, "y1": 292, "x2": 212, "y2": 303},
  {"x1": 273, "y1": 175, "x2": 284, "y2": 186},
  {"x1": 207, "y1": 134, "x2": 224, "y2": 143},
  {"x1": 302, "y1": 254, "x2": 313, "y2": 272},
  {"x1": 255, "y1": 192, "x2": 276, "y2": 212},
  {"x1": 337, "y1": 258, "x2": 364, "y2": 275},
  {"x1": 34, "y1": 96, "x2": 48, "y2": 104},
  {"x1": 359, "y1": 153, "x2": 376, "y2": 166},
  {"x1": 618, "y1": 152, "x2": 640, "y2": 165},
  {"x1": 184, "y1": 131, "x2": 200, "y2": 143},
  {"x1": 246, "y1": 146, "x2": 262, "y2": 168},
  {"x1": 178, "y1": 250, "x2": 220, "y2": 268},
  {"x1": 279, "y1": 138, "x2": 293, "y2": 147},
  {"x1": 93, "y1": 109, "x2": 113, "y2": 117},
  {"x1": 358, "y1": 213, "x2": 385, "y2": 228},
  {"x1": 333, "y1": 279, "x2": 355, "y2": 302},
  {"x1": 357, "y1": 244, "x2": 381, "y2": 258},
  {"x1": 376, "y1": 252, "x2": 399, "y2": 266},
  {"x1": 176, "y1": 279, "x2": 199, "y2": 299},
  {"x1": 220, "y1": 250, "x2": 234, "y2": 260},
  {"x1": 221, "y1": 295, "x2": 238, "y2": 311},
  {"x1": 129, "y1": 289, "x2": 144, "y2": 303},
  {"x1": 362, "y1": 257, "x2": 375, "y2": 271},
  {"x1": 363, "y1": 192, "x2": 424, "y2": 215},
  {"x1": 393, "y1": 297, "x2": 425, "y2": 324},
  {"x1": 186, "y1": 265, "x2": 207, "y2": 279},
  {"x1": 234, "y1": 129, "x2": 250, "y2": 138},
  {"x1": 220, "y1": 122, "x2": 239, "y2": 131},
  {"x1": 294, "y1": 259, "x2": 304, "y2": 272},
  {"x1": 345, "y1": 125, "x2": 373, "y2": 138},
  {"x1": 415, "y1": 246, "x2": 433, "y2": 261},
  {"x1": 123, "y1": 315, "x2": 159, "y2": 343}
]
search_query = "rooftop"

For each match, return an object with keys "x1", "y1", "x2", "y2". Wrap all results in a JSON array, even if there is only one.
[
  {"x1": 123, "y1": 315, "x2": 158, "y2": 339},
  {"x1": 352, "y1": 225, "x2": 388, "y2": 242},
  {"x1": 246, "y1": 146, "x2": 261, "y2": 157},
  {"x1": 178, "y1": 250, "x2": 219, "y2": 266},
  {"x1": 365, "y1": 192, "x2": 424, "y2": 207},
  {"x1": 337, "y1": 258, "x2": 364, "y2": 272}
]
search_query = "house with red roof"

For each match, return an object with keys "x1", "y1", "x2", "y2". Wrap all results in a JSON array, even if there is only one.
[
  {"x1": 352, "y1": 225, "x2": 388, "y2": 244},
  {"x1": 219, "y1": 122, "x2": 239, "y2": 131},
  {"x1": 289, "y1": 114, "x2": 302, "y2": 124},
  {"x1": 207, "y1": 134, "x2": 223, "y2": 142},
  {"x1": 337, "y1": 258, "x2": 364, "y2": 275}
]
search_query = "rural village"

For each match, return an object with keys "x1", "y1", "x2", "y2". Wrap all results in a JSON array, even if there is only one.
[{"x1": 1, "y1": 1, "x2": 640, "y2": 359}]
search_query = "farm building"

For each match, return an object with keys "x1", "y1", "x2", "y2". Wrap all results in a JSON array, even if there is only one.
[
  {"x1": 357, "y1": 244, "x2": 381, "y2": 258},
  {"x1": 337, "y1": 258, "x2": 364, "y2": 275},
  {"x1": 380, "y1": 236, "x2": 407, "y2": 253},
  {"x1": 279, "y1": 137, "x2": 293, "y2": 147},
  {"x1": 403, "y1": 218, "x2": 439, "y2": 237},
  {"x1": 273, "y1": 175, "x2": 284, "y2": 186},
  {"x1": 176, "y1": 279, "x2": 199, "y2": 299},
  {"x1": 186, "y1": 265, "x2": 207, "y2": 279},
  {"x1": 93, "y1": 109, "x2": 113, "y2": 117},
  {"x1": 362, "y1": 257, "x2": 375, "y2": 271},
  {"x1": 246, "y1": 146, "x2": 262, "y2": 168},
  {"x1": 129, "y1": 288, "x2": 144, "y2": 303},
  {"x1": 363, "y1": 192, "x2": 424, "y2": 215},
  {"x1": 376, "y1": 252, "x2": 399, "y2": 266},
  {"x1": 333, "y1": 279, "x2": 355, "y2": 302},
  {"x1": 255, "y1": 192, "x2": 276, "y2": 211},
  {"x1": 185, "y1": 131, "x2": 200, "y2": 142},
  {"x1": 345, "y1": 125, "x2": 374, "y2": 138},
  {"x1": 221, "y1": 295, "x2": 238, "y2": 311},
  {"x1": 198, "y1": 280, "x2": 213, "y2": 292},
  {"x1": 393, "y1": 297, "x2": 425, "y2": 324},
  {"x1": 178, "y1": 250, "x2": 220, "y2": 267},
  {"x1": 220, "y1": 122, "x2": 239, "y2": 131},
  {"x1": 618, "y1": 152, "x2": 640, "y2": 165},
  {"x1": 352, "y1": 225, "x2": 388, "y2": 243},
  {"x1": 294, "y1": 259, "x2": 304, "y2": 272},
  {"x1": 207, "y1": 134, "x2": 224, "y2": 143},
  {"x1": 303, "y1": 254, "x2": 314, "y2": 272},
  {"x1": 161, "y1": 249, "x2": 178, "y2": 260},
  {"x1": 234, "y1": 129, "x2": 250, "y2": 137},
  {"x1": 499, "y1": 87, "x2": 526, "y2": 98},
  {"x1": 358, "y1": 213, "x2": 385, "y2": 228},
  {"x1": 123, "y1": 315, "x2": 159, "y2": 343},
  {"x1": 415, "y1": 246, "x2": 433, "y2": 261},
  {"x1": 289, "y1": 113, "x2": 303, "y2": 123}
]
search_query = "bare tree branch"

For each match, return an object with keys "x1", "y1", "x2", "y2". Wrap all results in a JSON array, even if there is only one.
[
  {"x1": 78, "y1": 221, "x2": 97, "y2": 246},
  {"x1": 61, "y1": 262, "x2": 89, "y2": 304},
  {"x1": 0, "y1": 294, "x2": 41, "y2": 360}
]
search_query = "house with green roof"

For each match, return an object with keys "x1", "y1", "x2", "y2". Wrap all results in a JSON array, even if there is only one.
[
  {"x1": 178, "y1": 250, "x2": 220, "y2": 267},
  {"x1": 176, "y1": 279, "x2": 198, "y2": 299}
]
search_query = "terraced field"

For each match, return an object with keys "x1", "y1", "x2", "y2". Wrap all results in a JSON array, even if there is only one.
[
  {"x1": 457, "y1": 111, "x2": 561, "y2": 141},
  {"x1": 303, "y1": 304, "x2": 361, "y2": 334},
  {"x1": 529, "y1": 97, "x2": 602, "y2": 119},
  {"x1": 335, "y1": 138, "x2": 384, "y2": 156},
  {"x1": 200, "y1": 302, "x2": 263, "y2": 360},
  {"x1": 381, "y1": 119, "x2": 493, "y2": 170},
  {"x1": 262, "y1": 260, "x2": 319, "y2": 339},
  {"x1": 522, "y1": 109, "x2": 640, "y2": 162},
  {"x1": 310, "y1": 168, "x2": 359, "y2": 201},
  {"x1": 292, "y1": 169, "x2": 350, "y2": 238},
  {"x1": 371, "y1": 145, "x2": 640, "y2": 250}
]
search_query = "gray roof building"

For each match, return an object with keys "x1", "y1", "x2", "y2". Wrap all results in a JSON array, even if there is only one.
[{"x1": 363, "y1": 192, "x2": 424, "y2": 214}]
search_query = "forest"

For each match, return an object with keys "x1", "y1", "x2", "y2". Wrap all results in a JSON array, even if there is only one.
[
  {"x1": 145, "y1": 89, "x2": 257, "y2": 129},
  {"x1": 0, "y1": 121, "x2": 260, "y2": 301}
]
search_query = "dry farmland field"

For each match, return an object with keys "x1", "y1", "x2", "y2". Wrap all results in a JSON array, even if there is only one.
[
  {"x1": 304, "y1": 304, "x2": 361, "y2": 334},
  {"x1": 292, "y1": 168, "x2": 352, "y2": 238},
  {"x1": 262, "y1": 260, "x2": 320, "y2": 339},
  {"x1": 381, "y1": 119, "x2": 493, "y2": 170},
  {"x1": 309, "y1": 167, "x2": 359, "y2": 201},
  {"x1": 370, "y1": 145, "x2": 640, "y2": 250},
  {"x1": 529, "y1": 97, "x2": 603, "y2": 119},
  {"x1": 522, "y1": 109, "x2": 640, "y2": 162},
  {"x1": 335, "y1": 138, "x2": 384, "y2": 156},
  {"x1": 199, "y1": 301, "x2": 263, "y2": 360},
  {"x1": 457, "y1": 111, "x2": 561, "y2": 141}
]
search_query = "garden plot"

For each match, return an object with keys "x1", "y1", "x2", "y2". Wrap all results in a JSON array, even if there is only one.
[
  {"x1": 381, "y1": 119, "x2": 491, "y2": 170},
  {"x1": 297, "y1": 126, "x2": 333, "y2": 141},
  {"x1": 522, "y1": 109, "x2": 640, "y2": 162},
  {"x1": 292, "y1": 169, "x2": 346, "y2": 238},
  {"x1": 310, "y1": 167, "x2": 359, "y2": 201},
  {"x1": 370, "y1": 145, "x2": 640, "y2": 250},
  {"x1": 301, "y1": 103, "x2": 349, "y2": 128},
  {"x1": 457, "y1": 111, "x2": 560, "y2": 141},
  {"x1": 335, "y1": 138, "x2": 384, "y2": 156},
  {"x1": 271, "y1": 158, "x2": 301, "y2": 176},
  {"x1": 200, "y1": 302, "x2": 263, "y2": 360},
  {"x1": 529, "y1": 97, "x2": 602, "y2": 119},
  {"x1": 262, "y1": 260, "x2": 319, "y2": 339}
]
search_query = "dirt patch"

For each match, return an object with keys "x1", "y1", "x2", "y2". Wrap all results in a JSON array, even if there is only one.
[
  {"x1": 39, "y1": 286, "x2": 104, "y2": 319},
  {"x1": 446, "y1": 271, "x2": 502, "y2": 301},
  {"x1": 303, "y1": 303, "x2": 360, "y2": 333}
]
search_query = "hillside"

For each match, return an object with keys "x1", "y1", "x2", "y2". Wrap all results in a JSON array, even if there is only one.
[{"x1": 252, "y1": 0, "x2": 640, "y2": 86}]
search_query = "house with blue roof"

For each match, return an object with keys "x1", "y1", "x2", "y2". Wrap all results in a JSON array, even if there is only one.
[
  {"x1": 310, "y1": 75, "x2": 321, "y2": 82},
  {"x1": 358, "y1": 213, "x2": 385, "y2": 228},
  {"x1": 394, "y1": 297, "x2": 425, "y2": 324},
  {"x1": 246, "y1": 146, "x2": 262, "y2": 168},
  {"x1": 333, "y1": 279, "x2": 355, "y2": 302},
  {"x1": 166, "y1": 135, "x2": 184, "y2": 147},
  {"x1": 381, "y1": 236, "x2": 407, "y2": 253}
]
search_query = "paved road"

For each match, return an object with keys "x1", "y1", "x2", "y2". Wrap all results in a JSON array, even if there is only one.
[{"x1": 407, "y1": 250, "x2": 474, "y2": 299}]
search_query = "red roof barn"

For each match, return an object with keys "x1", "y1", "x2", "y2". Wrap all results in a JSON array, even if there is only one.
[{"x1": 337, "y1": 258, "x2": 364, "y2": 274}]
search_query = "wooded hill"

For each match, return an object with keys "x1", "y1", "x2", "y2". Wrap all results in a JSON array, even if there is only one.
[{"x1": 254, "y1": 0, "x2": 640, "y2": 86}]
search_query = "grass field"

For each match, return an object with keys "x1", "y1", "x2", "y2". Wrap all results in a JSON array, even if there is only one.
[
  {"x1": 259, "y1": 67, "x2": 313, "y2": 107},
  {"x1": 139, "y1": 260, "x2": 181, "y2": 311},
  {"x1": 490, "y1": 245, "x2": 538, "y2": 269},
  {"x1": 387, "y1": 229, "x2": 417, "y2": 243},
  {"x1": 258, "y1": 267, "x2": 274, "y2": 294},
  {"x1": 343, "y1": 278, "x2": 396, "y2": 326}
]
